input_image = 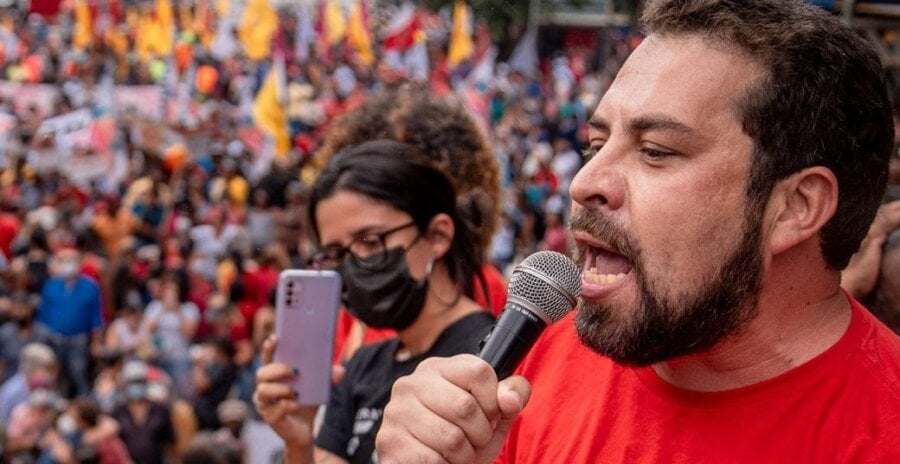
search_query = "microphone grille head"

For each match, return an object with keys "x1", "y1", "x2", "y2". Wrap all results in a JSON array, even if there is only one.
[{"x1": 508, "y1": 251, "x2": 582, "y2": 323}]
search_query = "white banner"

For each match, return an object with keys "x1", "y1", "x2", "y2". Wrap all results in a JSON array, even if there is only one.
[
  {"x1": 0, "y1": 81, "x2": 58, "y2": 117},
  {"x1": 36, "y1": 109, "x2": 93, "y2": 153},
  {"x1": 114, "y1": 85, "x2": 164, "y2": 120}
]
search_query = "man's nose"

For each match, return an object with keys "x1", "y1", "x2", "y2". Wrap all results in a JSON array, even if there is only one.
[{"x1": 569, "y1": 145, "x2": 626, "y2": 211}]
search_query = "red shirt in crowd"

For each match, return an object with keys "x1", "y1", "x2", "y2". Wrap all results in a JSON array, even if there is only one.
[
  {"x1": 0, "y1": 212, "x2": 19, "y2": 259},
  {"x1": 497, "y1": 294, "x2": 900, "y2": 463}
]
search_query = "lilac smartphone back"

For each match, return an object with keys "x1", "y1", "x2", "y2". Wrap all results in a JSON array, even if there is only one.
[{"x1": 273, "y1": 269, "x2": 342, "y2": 406}]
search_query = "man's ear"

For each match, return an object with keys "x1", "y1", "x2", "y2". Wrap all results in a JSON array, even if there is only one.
[
  {"x1": 765, "y1": 166, "x2": 838, "y2": 256},
  {"x1": 425, "y1": 213, "x2": 455, "y2": 259}
]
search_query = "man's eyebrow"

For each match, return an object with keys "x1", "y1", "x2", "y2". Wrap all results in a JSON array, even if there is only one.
[
  {"x1": 587, "y1": 116, "x2": 608, "y2": 131},
  {"x1": 587, "y1": 115, "x2": 696, "y2": 135},
  {"x1": 629, "y1": 115, "x2": 695, "y2": 134}
]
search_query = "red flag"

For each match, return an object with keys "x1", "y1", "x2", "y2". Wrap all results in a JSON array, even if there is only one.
[{"x1": 382, "y1": 3, "x2": 420, "y2": 52}]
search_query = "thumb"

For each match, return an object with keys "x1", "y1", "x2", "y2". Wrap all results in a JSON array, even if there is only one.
[
  {"x1": 481, "y1": 375, "x2": 530, "y2": 461},
  {"x1": 496, "y1": 375, "x2": 530, "y2": 422}
]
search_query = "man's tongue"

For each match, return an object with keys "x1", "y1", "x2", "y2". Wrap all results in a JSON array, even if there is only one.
[{"x1": 584, "y1": 248, "x2": 632, "y2": 284}]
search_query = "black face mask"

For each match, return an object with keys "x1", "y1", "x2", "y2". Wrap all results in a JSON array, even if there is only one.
[{"x1": 340, "y1": 247, "x2": 431, "y2": 331}]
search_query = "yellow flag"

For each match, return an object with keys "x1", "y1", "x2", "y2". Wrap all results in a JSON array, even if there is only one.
[
  {"x1": 156, "y1": 0, "x2": 174, "y2": 29},
  {"x1": 324, "y1": 0, "x2": 346, "y2": 46},
  {"x1": 72, "y1": 0, "x2": 93, "y2": 51},
  {"x1": 447, "y1": 0, "x2": 474, "y2": 67},
  {"x1": 238, "y1": 0, "x2": 278, "y2": 61},
  {"x1": 347, "y1": 0, "x2": 373, "y2": 66},
  {"x1": 135, "y1": 0, "x2": 175, "y2": 59},
  {"x1": 253, "y1": 58, "x2": 290, "y2": 156},
  {"x1": 216, "y1": 0, "x2": 231, "y2": 18}
]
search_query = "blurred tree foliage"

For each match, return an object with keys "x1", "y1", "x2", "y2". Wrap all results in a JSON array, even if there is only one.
[{"x1": 421, "y1": 0, "x2": 640, "y2": 49}]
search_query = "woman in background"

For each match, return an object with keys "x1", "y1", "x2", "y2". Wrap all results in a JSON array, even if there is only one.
[{"x1": 255, "y1": 141, "x2": 494, "y2": 464}]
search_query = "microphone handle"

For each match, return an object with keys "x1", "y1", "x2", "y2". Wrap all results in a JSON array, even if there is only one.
[{"x1": 478, "y1": 302, "x2": 547, "y2": 380}]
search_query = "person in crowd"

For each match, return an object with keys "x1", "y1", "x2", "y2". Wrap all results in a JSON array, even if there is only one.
[
  {"x1": 142, "y1": 276, "x2": 199, "y2": 397},
  {"x1": 211, "y1": 399, "x2": 251, "y2": 462},
  {"x1": 92, "y1": 348, "x2": 126, "y2": 413},
  {"x1": 180, "y1": 433, "x2": 238, "y2": 464},
  {"x1": 3, "y1": 388, "x2": 63, "y2": 460},
  {"x1": 190, "y1": 337, "x2": 238, "y2": 431},
  {"x1": 246, "y1": 188, "x2": 277, "y2": 252},
  {"x1": 104, "y1": 302, "x2": 151, "y2": 360},
  {"x1": 91, "y1": 199, "x2": 136, "y2": 260},
  {"x1": 841, "y1": 199, "x2": 900, "y2": 332},
  {"x1": 374, "y1": 1, "x2": 900, "y2": 462},
  {"x1": 0, "y1": 343, "x2": 57, "y2": 424},
  {"x1": 53, "y1": 396, "x2": 132, "y2": 464},
  {"x1": 538, "y1": 211, "x2": 569, "y2": 255},
  {"x1": 189, "y1": 206, "x2": 242, "y2": 280},
  {"x1": 255, "y1": 141, "x2": 495, "y2": 463},
  {"x1": 112, "y1": 361, "x2": 175, "y2": 464},
  {"x1": 36, "y1": 248, "x2": 103, "y2": 397},
  {"x1": 0, "y1": 292, "x2": 48, "y2": 383}
]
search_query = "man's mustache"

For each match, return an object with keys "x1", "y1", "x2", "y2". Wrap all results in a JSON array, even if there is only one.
[{"x1": 569, "y1": 207, "x2": 639, "y2": 262}]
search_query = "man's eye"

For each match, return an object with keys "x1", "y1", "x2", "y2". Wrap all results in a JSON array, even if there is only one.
[
  {"x1": 582, "y1": 145, "x2": 602, "y2": 161},
  {"x1": 640, "y1": 147, "x2": 676, "y2": 162}
]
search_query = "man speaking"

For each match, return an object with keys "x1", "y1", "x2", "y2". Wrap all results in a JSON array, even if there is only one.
[{"x1": 374, "y1": 0, "x2": 900, "y2": 462}]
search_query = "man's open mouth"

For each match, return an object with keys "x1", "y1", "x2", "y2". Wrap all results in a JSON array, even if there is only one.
[{"x1": 579, "y1": 239, "x2": 634, "y2": 286}]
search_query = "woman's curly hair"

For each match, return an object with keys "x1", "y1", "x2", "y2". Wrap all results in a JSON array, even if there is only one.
[{"x1": 314, "y1": 89, "x2": 502, "y2": 254}]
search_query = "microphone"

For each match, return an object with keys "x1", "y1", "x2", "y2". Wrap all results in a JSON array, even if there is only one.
[{"x1": 479, "y1": 251, "x2": 582, "y2": 379}]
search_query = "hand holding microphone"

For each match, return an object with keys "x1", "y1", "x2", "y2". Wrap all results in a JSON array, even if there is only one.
[{"x1": 376, "y1": 252, "x2": 581, "y2": 464}]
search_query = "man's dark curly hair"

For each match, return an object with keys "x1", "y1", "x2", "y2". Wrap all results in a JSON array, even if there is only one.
[{"x1": 643, "y1": 0, "x2": 893, "y2": 270}]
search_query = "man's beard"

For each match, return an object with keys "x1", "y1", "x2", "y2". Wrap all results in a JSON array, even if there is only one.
[{"x1": 571, "y1": 205, "x2": 764, "y2": 366}]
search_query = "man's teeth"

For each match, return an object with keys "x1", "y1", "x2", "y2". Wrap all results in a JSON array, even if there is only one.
[{"x1": 584, "y1": 267, "x2": 626, "y2": 285}]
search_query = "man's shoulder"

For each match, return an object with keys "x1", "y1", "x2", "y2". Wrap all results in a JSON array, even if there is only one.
[{"x1": 851, "y1": 303, "x2": 900, "y2": 400}]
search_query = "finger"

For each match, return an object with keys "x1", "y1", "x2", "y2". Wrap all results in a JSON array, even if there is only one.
[
  {"x1": 258, "y1": 397, "x2": 300, "y2": 424},
  {"x1": 880, "y1": 200, "x2": 900, "y2": 229},
  {"x1": 393, "y1": 356, "x2": 498, "y2": 449},
  {"x1": 416, "y1": 381, "x2": 495, "y2": 450},
  {"x1": 376, "y1": 425, "x2": 451, "y2": 464},
  {"x1": 332, "y1": 364, "x2": 346, "y2": 385},
  {"x1": 256, "y1": 381, "x2": 298, "y2": 405},
  {"x1": 483, "y1": 376, "x2": 531, "y2": 459},
  {"x1": 256, "y1": 362, "x2": 298, "y2": 384},
  {"x1": 496, "y1": 376, "x2": 531, "y2": 420},
  {"x1": 261, "y1": 335, "x2": 277, "y2": 365},
  {"x1": 389, "y1": 389, "x2": 479, "y2": 463},
  {"x1": 431, "y1": 355, "x2": 501, "y2": 422}
]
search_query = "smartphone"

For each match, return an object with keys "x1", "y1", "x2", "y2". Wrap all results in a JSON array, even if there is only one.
[{"x1": 273, "y1": 269, "x2": 342, "y2": 406}]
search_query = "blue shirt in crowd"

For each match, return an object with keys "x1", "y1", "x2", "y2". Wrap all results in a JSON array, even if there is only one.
[{"x1": 37, "y1": 276, "x2": 103, "y2": 337}]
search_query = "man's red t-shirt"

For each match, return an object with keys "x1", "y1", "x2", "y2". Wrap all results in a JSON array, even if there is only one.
[{"x1": 497, "y1": 295, "x2": 900, "y2": 463}]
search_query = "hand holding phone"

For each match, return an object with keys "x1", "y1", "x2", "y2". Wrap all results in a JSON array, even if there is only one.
[{"x1": 273, "y1": 269, "x2": 342, "y2": 406}]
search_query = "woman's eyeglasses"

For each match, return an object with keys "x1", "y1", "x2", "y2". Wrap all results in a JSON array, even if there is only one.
[{"x1": 310, "y1": 221, "x2": 419, "y2": 271}]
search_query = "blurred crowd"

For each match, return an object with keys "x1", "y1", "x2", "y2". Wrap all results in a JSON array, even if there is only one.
[{"x1": 0, "y1": 1, "x2": 643, "y2": 463}]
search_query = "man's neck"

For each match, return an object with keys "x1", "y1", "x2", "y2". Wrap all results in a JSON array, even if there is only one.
[{"x1": 652, "y1": 268, "x2": 851, "y2": 392}]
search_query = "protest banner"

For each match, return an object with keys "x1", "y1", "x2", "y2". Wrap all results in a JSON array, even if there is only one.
[{"x1": 114, "y1": 85, "x2": 165, "y2": 120}]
